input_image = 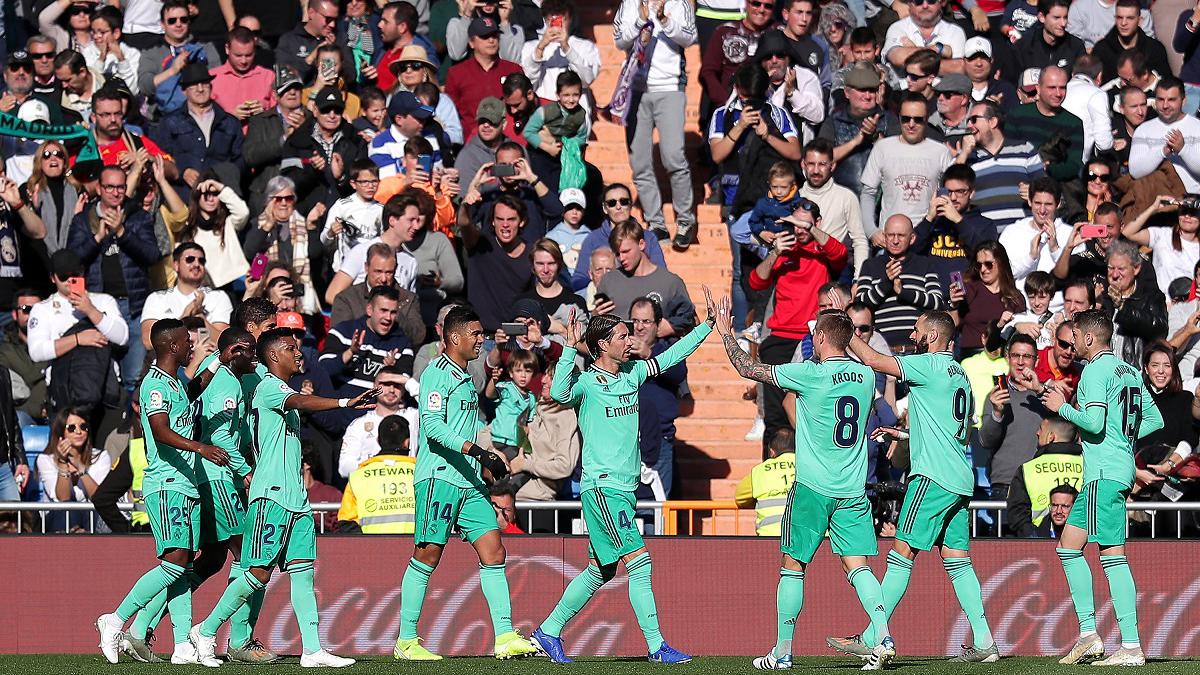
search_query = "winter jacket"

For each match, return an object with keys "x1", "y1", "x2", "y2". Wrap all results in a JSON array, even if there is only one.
[
  {"x1": 67, "y1": 206, "x2": 162, "y2": 317},
  {"x1": 281, "y1": 119, "x2": 369, "y2": 207},
  {"x1": 748, "y1": 186, "x2": 806, "y2": 236},
  {"x1": 1102, "y1": 279, "x2": 1168, "y2": 367},
  {"x1": 150, "y1": 103, "x2": 245, "y2": 178}
]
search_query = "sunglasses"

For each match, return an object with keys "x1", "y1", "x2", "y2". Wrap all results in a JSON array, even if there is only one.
[
  {"x1": 854, "y1": 324, "x2": 872, "y2": 334},
  {"x1": 66, "y1": 5, "x2": 91, "y2": 15},
  {"x1": 906, "y1": 71, "x2": 930, "y2": 80},
  {"x1": 400, "y1": 62, "x2": 425, "y2": 72},
  {"x1": 66, "y1": 423, "x2": 90, "y2": 433},
  {"x1": 17, "y1": 304, "x2": 33, "y2": 314},
  {"x1": 198, "y1": 190, "x2": 220, "y2": 197},
  {"x1": 937, "y1": 90, "x2": 964, "y2": 98},
  {"x1": 909, "y1": 0, "x2": 938, "y2": 5},
  {"x1": 272, "y1": 194, "x2": 297, "y2": 203},
  {"x1": 1057, "y1": 339, "x2": 1075, "y2": 351},
  {"x1": 1087, "y1": 172, "x2": 1112, "y2": 183},
  {"x1": 978, "y1": 260, "x2": 996, "y2": 269},
  {"x1": 7, "y1": 63, "x2": 32, "y2": 73},
  {"x1": 967, "y1": 114, "x2": 990, "y2": 124},
  {"x1": 748, "y1": 0, "x2": 774, "y2": 7},
  {"x1": 183, "y1": 255, "x2": 207, "y2": 265},
  {"x1": 42, "y1": 149, "x2": 65, "y2": 159},
  {"x1": 900, "y1": 115, "x2": 926, "y2": 124},
  {"x1": 605, "y1": 197, "x2": 632, "y2": 208},
  {"x1": 30, "y1": 51, "x2": 55, "y2": 60},
  {"x1": 165, "y1": 15, "x2": 192, "y2": 25}
]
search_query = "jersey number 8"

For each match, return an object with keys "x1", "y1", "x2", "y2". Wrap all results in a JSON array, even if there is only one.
[{"x1": 834, "y1": 396, "x2": 861, "y2": 448}]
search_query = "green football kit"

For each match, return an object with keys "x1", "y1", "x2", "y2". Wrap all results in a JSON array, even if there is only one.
[{"x1": 196, "y1": 363, "x2": 252, "y2": 544}]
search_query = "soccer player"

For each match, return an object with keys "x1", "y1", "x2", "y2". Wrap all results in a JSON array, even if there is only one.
[
  {"x1": 827, "y1": 311, "x2": 998, "y2": 662},
  {"x1": 530, "y1": 305, "x2": 713, "y2": 665},
  {"x1": 190, "y1": 328, "x2": 378, "y2": 668},
  {"x1": 705, "y1": 291, "x2": 895, "y2": 671},
  {"x1": 1016, "y1": 309, "x2": 1162, "y2": 666},
  {"x1": 96, "y1": 319, "x2": 231, "y2": 666},
  {"x1": 121, "y1": 329, "x2": 260, "y2": 664},
  {"x1": 394, "y1": 305, "x2": 537, "y2": 661}
]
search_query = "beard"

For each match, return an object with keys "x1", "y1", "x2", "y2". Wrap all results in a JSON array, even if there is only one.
[{"x1": 915, "y1": 336, "x2": 931, "y2": 354}]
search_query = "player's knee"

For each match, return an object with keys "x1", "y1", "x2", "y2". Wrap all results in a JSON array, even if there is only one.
[
  {"x1": 160, "y1": 547, "x2": 192, "y2": 566},
  {"x1": 414, "y1": 544, "x2": 443, "y2": 568},
  {"x1": 591, "y1": 564, "x2": 617, "y2": 584},
  {"x1": 892, "y1": 540, "x2": 917, "y2": 561},
  {"x1": 249, "y1": 566, "x2": 272, "y2": 584}
]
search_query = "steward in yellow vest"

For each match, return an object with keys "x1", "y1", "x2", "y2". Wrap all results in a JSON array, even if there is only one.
[
  {"x1": 338, "y1": 415, "x2": 416, "y2": 533},
  {"x1": 735, "y1": 429, "x2": 796, "y2": 536},
  {"x1": 128, "y1": 437, "x2": 149, "y2": 528},
  {"x1": 1006, "y1": 416, "x2": 1082, "y2": 538}
]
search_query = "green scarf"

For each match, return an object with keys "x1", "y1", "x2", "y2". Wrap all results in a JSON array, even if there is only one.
[{"x1": 0, "y1": 111, "x2": 101, "y2": 180}]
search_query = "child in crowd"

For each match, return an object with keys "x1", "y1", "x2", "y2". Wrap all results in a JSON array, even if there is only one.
[
  {"x1": 748, "y1": 162, "x2": 806, "y2": 238},
  {"x1": 375, "y1": 136, "x2": 457, "y2": 234},
  {"x1": 546, "y1": 189, "x2": 589, "y2": 273},
  {"x1": 486, "y1": 349, "x2": 540, "y2": 461},
  {"x1": 321, "y1": 160, "x2": 383, "y2": 269},
  {"x1": 523, "y1": 70, "x2": 590, "y2": 190},
  {"x1": 352, "y1": 87, "x2": 388, "y2": 143},
  {"x1": 999, "y1": 271, "x2": 1056, "y2": 348}
]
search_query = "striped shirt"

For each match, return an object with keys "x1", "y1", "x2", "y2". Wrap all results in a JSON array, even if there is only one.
[
  {"x1": 368, "y1": 125, "x2": 445, "y2": 179},
  {"x1": 854, "y1": 253, "x2": 945, "y2": 347},
  {"x1": 967, "y1": 139, "x2": 1045, "y2": 233}
]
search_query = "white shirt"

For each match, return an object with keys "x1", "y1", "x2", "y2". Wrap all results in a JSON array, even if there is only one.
[
  {"x1": 338, "y1": 407, "x2": 420, "y2": 478},
  {"x1": 520, "y1": 35, "x2": 602, "y2": 103},
  {"x1": 998, "y1": 217, "x2": 1078, "y2": 310},
  {"x1": 1063, "y1": 75, "x2": 1113, "y2": 162},
  {"x1": 141, "y1": 286, "x2": 233, "y2": 326},
  {"x1": 321, "y1": 195, "x2": 383, "y2": 270},
  {"x1": 337, "y1": 237, "x2": 418, "y2": 292},
  {"x1": 81, "y1": 42, "x2": 142, "y2": 96},
  {"x1": 1146, "y1": 227, "x2": 1200, "y2": 295},
  {"x1": 27, "y1": 292, "x2": 129, "y2": 363},
  {"x1": 36, "y1": 448, "x2": 111, "y2": 502},
  {"x1": 881, "y1": 18, "x2": 966, "y2": 87},
  {"x1": 1129, "y1": 115, "x2": 1200, "y2": 193},
  {"x1": 122, "y1": 0, "x2": 165, "y2": 35}
]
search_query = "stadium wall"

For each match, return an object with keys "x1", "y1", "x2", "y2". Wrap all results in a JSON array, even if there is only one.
[{"x1": 3, "y1": 537, "x2": 1199, "y2": 657}]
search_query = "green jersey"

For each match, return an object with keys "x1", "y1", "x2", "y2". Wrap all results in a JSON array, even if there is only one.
[
  {"x1": 199, "y1": 351, "x2": 266, "y2": 464},
  {"x1": 490, "y1": 381, "x2": 536, "y2": 446},
  {"x1": 417, "y1": 354, "x2": 485, "y2": 489},
  {"x1": 553, "y1": 323, "x2": 711, "y2": 493},
  {"x1": 1061, "y1": 351, "x2": 1164, "y2": 488},
  {"x1": 194, "y1": 364, "x2": 252, "y2": 484},
  {"x1": 139, "y1": 364, "x2": 200, "y2": 498},
  {"x1": 249, "y1": 373, "x2": 308, "y2": 512},
  {"x1": 896, "y1": 351, "x2": 974, "y2": 496},
  {"x1": 775, "y1": 356, "x2": 874, "y2": 499}
]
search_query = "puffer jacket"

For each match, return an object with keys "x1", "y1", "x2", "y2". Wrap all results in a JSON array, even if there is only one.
[
  {"x1": 67, "y1": 206, "x2": 161, "y2": 317},
  {"x1": 150, "y1": 103, "x2": 245, "y2": 177}
]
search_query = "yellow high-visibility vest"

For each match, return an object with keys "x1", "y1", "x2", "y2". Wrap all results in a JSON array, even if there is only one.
[
  {"x1": 129, "y1": 438, "x2": 149, "y2": 527},
  {"x1": 1020, "y1": 453, "x2": 1082, "y2": 526},
  {"x1": 344, "y1": 456, "x2": 416, "y2": 534},
  {"x1": 750, "y1": 454, "x2": 795, "y2": 537}
]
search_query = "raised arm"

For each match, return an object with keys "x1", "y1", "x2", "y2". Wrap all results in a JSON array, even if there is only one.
[
  {"x1": 705, "y1": 286, "x2": 777, "y2": 386},
  {"x1": 283, "y1": 385, "x2": 380, "y2": 413},
  {"x1": 551, "y1": 308, "x2": 585, "y2": 405},
  {"x1": 848, "y1": 333, "x2": 901, "y2": 378}
]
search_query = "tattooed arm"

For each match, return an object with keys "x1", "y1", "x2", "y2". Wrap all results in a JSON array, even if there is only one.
[{"x1": 704, "y1": 285, "x2": 778, "y2": 385}]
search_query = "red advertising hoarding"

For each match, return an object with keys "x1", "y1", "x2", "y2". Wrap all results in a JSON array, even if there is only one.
[{"x1": 2, "y1": 537, "x2": 1198, "y2": 656}]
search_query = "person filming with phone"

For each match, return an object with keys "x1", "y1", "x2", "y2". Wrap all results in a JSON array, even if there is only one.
[
  {"x1": 913, "y1": 164, "x2": 997, "y2": 292},
  {"x1": 978, "y1": 333, "x2": 1053, "y2": 502},
  {"x1": 460, "y1": 141, "x2": 562, "y2": 244},
  {"x1": 1120, "y1": 194, "x2": 1200, "y2": 295}
]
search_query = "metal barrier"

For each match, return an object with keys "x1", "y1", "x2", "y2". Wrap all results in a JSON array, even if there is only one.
[{"x1": 3, "y1": 500, "x2": 1199, "y2": 537}]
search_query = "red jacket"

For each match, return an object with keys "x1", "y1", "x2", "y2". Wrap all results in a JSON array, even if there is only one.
[
  {"x1": 749, "y1": 236, "x2": 848, "y2": 340},
  {"x1": 1036, "y1": 346, "x2": 1081, "y2": 395}
]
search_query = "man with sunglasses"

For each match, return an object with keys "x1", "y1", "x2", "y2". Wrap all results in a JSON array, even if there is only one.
[
  {"x1": 929, "y1": 73, "x2": 972, "y2": 148},
  {"x1": 26, "y1": 36, "x2": 63, "y2": 103},
  {"x1": 0, "y1": 289, "x2": 48, "y2": 425},
  {"x1": 338, "y1": 365, "x2": 420, "y2": 479},
  {"x1": 570, "y1": 183, "x2": 667, "y2": 292},
  {"x1": 817, "y1": 61, "x2": 898, "y2": 197},
  {"x1": 276, "y1": 0, "x2": 353, "y2": 85},
  {"x1": 136, "y1": 0, "x2": 220, "y2": 119},
  {"x1": 281, "y1": 87, "x2": 368, "y2": 211},
  {"x1": 881, "y1": 0, "x2": 966, "y2": 87},
  {"x1": 1035, "y1": 321, "x2": 1082, "y2": 395},
  {"x1": 698, "y1": 0, "x2": 776, "y2": 111},
  {"x1": 0, "y1": 50, "x2": 36, "y2": 116},
  {"x1": 959, "y1": 100, "x2": 1044, "y2": 233},
  {"x1": 140, "y1": 242, "x2": 232, "y2": 350}
]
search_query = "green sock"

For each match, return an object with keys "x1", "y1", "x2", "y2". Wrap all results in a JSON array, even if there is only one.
[
  {"x1": 478, "y1": 563, "x2": 514, "y2": 636},
  {"x1": 201, "y1": 570, "x2": 265, "y2": 638},
  {"x1": 128, "y1": 589, "x2": 167, "y2": 641},
  {"x1": 861, "y1": 551, "x2": 911, "y2": 645},
  {"x1": 774, "y1": 568, "x2": 804, "y2": 658},
  {"x1": 288, "y1": 562, "x2": 322, "y2": 654},
  {"x1": 626, "y1": 553, "x2": 664, "y2": 653},
  {"x1": 542, "y1": 565, "x2": 607, "y2": 637},
  {"x1": 165, "y1": 567, "x2": 194, "y2": 644},
  {"x1": 228, "y1": 560, "x2": 253, "y2": 650},
  {"x1": 943, "y1": 558, "x2": 994, "y2": 649},
  {"x1": 849, "y1": 565, "x2": 890, "y2": 648},
  {"x1": 1100, "y1": 555, "x2": 1140, "y2": 647},
  {"x1": 400, "y1": 559, "x2": 434, "y2": 640},
  {"x1": 116, "y1": 561, "x2": 187, "y2": 622},
  {"x1": 1057, "y1": 548, "x2": 1096, "y2": 635}
]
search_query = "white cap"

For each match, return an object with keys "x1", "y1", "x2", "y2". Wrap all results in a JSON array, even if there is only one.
[
  {"x1": 964, "y1": 36, "x2": 991, "y2": 59},
  {"x1": 1020, "y1": 67, "x2": 1042, "y2": 90},
  {"x1": 17, "y1": 99, "x2": 50, "y2": 124},
  {"x1": 559, "y1": 188, "x2": 586, "y2": 209}
]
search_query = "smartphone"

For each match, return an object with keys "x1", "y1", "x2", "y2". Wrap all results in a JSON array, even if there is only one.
[
  {"x1": 936, "y1": 187, "x2": 950, "y2": 198},
  {"x1": 417, "y1": 154, "x2": 434, "y2": 175},
  {"x1": 949, "y1": 270, "x2": 963, "y2": 288},
  {"x1": 550, "y1": 15, "x2": 563, "y2": 29},
  {"x1": 249, "y1": 253, "x2": 269, "y2": 281},
  {"x1": 593, "y1": 292, "x2": 611, "y2": 306},
  {"x1": 500, "y1": 322, "x2": 529, "y2": 336},
  {"x1": 67, "y1": 276, "x2": 86, "y2": 296},
  {"x1": 319, "y1": 56, "x2": 337, "y2": 81},
  {"x1": 993, "y1": 374, "x2": 1009, "y2": 389},
  {"x1": 197, "y1": 326, "x2": 210, "y2": 342},
  {"x1": 1080, "y1": 223, "x2": 1107, "y2": 239},
  {"x1": 492, "y1": 162, "x2": 517, "y2": 178}
]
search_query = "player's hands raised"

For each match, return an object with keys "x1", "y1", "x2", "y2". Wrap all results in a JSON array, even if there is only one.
[
  {"x1": 702, "y1": 285, "x2": 734, "y2": 337},
  {"x1": 564, "y1": 306, "x2": 583, "y2": 348},
  {"x1": 197, "y1": 443, "x2": 230, "y2": 466},
  {"x1": 347, "y1": 386, "x2": 382, "y2": 410}
]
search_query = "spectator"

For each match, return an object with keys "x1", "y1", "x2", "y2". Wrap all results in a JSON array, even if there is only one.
[
  {"x1": 150, "y1": 62, "x2": 245, "y2": 192},
  {"x1": 1052, "y1": 201, "x2": 1123, "y2": 285},
  {"x1": 376, "y1": 1, "x2": 439, "y2": 94},
  {"x1": 36, "y1": 406, "x2": 111, "y2": 504},
  {"x1": 859, "y1": 94, "x2": 953, "y2": 241},
  {"x1": 0, "y1": 364, "x2": 29, "y2": 507},
  {"x1": 1036, "y1": 320, "x2": 1083, "y2": 394},
  {"x1": 950, "y1": 240, "x2": 1027, "y2": 356},
  {"x1": 387, "y1": 45, "x2": 462, "y2": 146},
  {"x1": 1122, "y1": 195, "x2": 1200, "y2": 294},
  {"x1": 522, "y1": 71, "x2": 592, "y2": 193},
  {"x1": 209, "y1": 27, "x2": 276, "y2": 124},
  {"x1": 1103, "y1": 49, "x2": 1163, "y2": 110},
  {"x1": 1111, "y1": 86, "x2": 1148, "y2": 169},
  {"x1": 302, "y1": 44, "x2": 363, "y2": 119},
  {"x1": 1066, "y1": 0, "x2": 1154, "y2": 51},
  {"x1": 1006, "y1": 417, "x2": 1082, "y2": 538},
  {"x1": 83, "y1": 6, "x2": 142, "y2": 96},
  {"x1": 778, "y1": 0, "x2": 827, "y2": 86},
  {"x1": 445, "y1": 16, "x2": 524, "y2": 141},
  {"x1": 338, "y1": 367, "x2": 420, "y2": 478},
  {"x1": 734, "y1": 428, "x2": 796, "y2": 536},
  {"x1": 303, "y1": 443, "x2": 344, "y2": 532},
  {"x1": 1007, "y1": 65, "x2": 1085, "y2": 182},
  {"x1": 929, "y1": 73, "x2": 972, "y2": 149},
  {"x1": 881, "y1": 0, "x2": 965, "y2": 87},
  {"x1": 1011, "y1": 0, "x2": 1084, "y2": 80},
  {"x1": 281, "y1": 87, "x2": 368, "y2": 211},
  {"x1": 462, "y1": 142, "x2": 561, "y2": 243},
  {"x1": 1094, "y1": 0, "x2": 1169, "y2": 85},
  {"x1": 519, "y1": 238, "x2": 588, "y2": 341},
  {"x1": 243, "y1": 66, "x2": 307, "y2": 217},
  {"x1": 370, "y1": 91, "x2": 444, "y2": 179},
  {"x1": 446, "y1": 0, "x2": 526, "y2": 63},
  {"x1": 546, "y1": 189, "x2": 590, "y2": 273},
  {"x1": 353, "y1": 87, "x2": 389, "y2": 143},
  {"x1": 818, "y1": 60, "x2": 897, "y2": 195},
  {"x1": 485, "y1": 348, "x2": 539, "y2": 459},
  {"x1": 320, "y1": 160, "x2": 383, "y2": 272},
  {"x1": 233, "y1": 14, "x2": 278, "y2": 68},
  {"x1": 38, "y1": 0, "x2": 97, "y2": 52},
  {"x1": 175, "y1": 176, "x2": 250, "y2": 290},
  {"x1": 960, "y1": 100, "x2": 1044, "y2": 233},
  {"x1": 275, "y1": 0, "x2": 354, "y2": 85},
  {"x1": 242, "y1": 176, "x2": 324, "y2": 314},
  {"x1": 756, "y1": 30, "x2": 825, "y2": 141},
  {"x1": 404, "y1": 187, "x2": 465, "y2": 325},
  {"x1": 0, "y1": 160, "x2": 48, "y2": 300},
  {"x1": 1138, "y1": 341, "x2": 1199, "y2": 459},
  {"x1": 326, "y1": 193, "x2": 422, "y2": 305},
  {"x1": 509, "y1": 359, "x2": 581, "y2": 502},
  {"x1": 798, "y1": 138, "x2": 868, "y2": 276},
  {"x1": 1058, "y1": 155, "x2": 1115, "y2": 225},
  {"x1": 320, "y1": 285, "x2": 416, "y2": 401},
  {"x1": 1, "y1": 289, "x2": 49, "y2": 424},
  {"x1": 854, "y1": 214, "x2": 945, "y2": 347},
  {"x1": 1062, "y1": 54, "x2": 1113, "y2": 163},
  {"x1": 998, "y1": 177, "x2": 1074, "y2": 298},
  {"x1": 139, "y1": 241, "x2": 231, "y2": 347},
  {"x1": 53, "y1": 50, "x2": 101, "y2": 123},
  {"x1": 630, "y1": 295, "x2": 688, "y2": 495},
  {"x1": 1174, "y1": 2, "x2": 1200, "y2": 115},
  {"x1": 136, "y1": 0, "x2": 221, "y2": 118},
  {"x1": 490, "y1": 483, "x2": 524, "y2": 534},
  {"x1": 962, "y1": 37, "x2": 1018, "y2": 111},
  {"x1": 487, "y1": 296, "x2": 565, "y2": 401},
  {"x1": 457, "y1": 98, "x2": 508, "y2": 197},
  {"x1": 1129, "y1": 77, "x2": 1200, "y2": 194},
  {"x1": 337, "y1": 414, "x2": 416, "y2": 533},
  {"x1": 978, "y1": 333, "x2": 1050, "y2": 500},
  {"x1": 520, "y1": 0, "x2": 600, "y2": 104},
  {"x1": 699, "y1": 0, "x2": 777, "y2": 110},
  {"x1": 613, "y1": 0, "x2": 697, "y2": 248},
  {"x1": 1101, "y1": 238, "x2": 1168, "y2": 365},
  {"x1": 913, "y1": 164, "x2": 998, "y2": 289},
  {"x1": 462, "y1": 193, "x2": 534, "y2": 332},
  {"x1": 598, "y1": 222, "x2": 695, "y2": 336},
  {"x1": 583, "y1": 246, "x2": 616, "y2": 307},
  {"x1": 500, "y1": 71, "x2": 540, "y2": 143}
]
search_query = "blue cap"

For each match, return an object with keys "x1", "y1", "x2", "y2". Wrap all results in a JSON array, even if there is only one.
[{"x1": 387, "y1": 91, "x2": 435, "y2": 120}]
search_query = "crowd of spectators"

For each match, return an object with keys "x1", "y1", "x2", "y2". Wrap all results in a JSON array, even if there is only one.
[{"x1": 0, "y1": 0, "x2": 1199, "y2": 536}]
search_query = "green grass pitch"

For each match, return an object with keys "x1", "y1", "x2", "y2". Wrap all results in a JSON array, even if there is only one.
[{"x1": 1, "y1": 655, "x2": 1198, "y2": 674}]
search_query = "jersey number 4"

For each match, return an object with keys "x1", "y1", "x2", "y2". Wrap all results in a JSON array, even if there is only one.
[{"x1": 1118, "y1": 386, "x2": 1142, "y2": 442}]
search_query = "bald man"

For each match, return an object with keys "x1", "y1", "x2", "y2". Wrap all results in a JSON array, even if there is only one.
[{"x1": 1007, "y1": 65, "x2": 1087, "y2": 181}]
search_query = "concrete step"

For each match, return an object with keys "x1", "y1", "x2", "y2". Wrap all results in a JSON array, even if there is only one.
[
  {"x1": 673, "y1": 454, "x2": 760, "y2": 480},
  {"x1": 680, "y1": 477, "x2": 739, "y2": 500}
]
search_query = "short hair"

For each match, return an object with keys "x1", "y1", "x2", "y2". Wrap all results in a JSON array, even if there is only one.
[
  {"x1": 972, "y1": 99, "x2": 1004, "y2": 131},
  {"x1": 814, "y1": 310, "x2": 853, "y2": 348},
  {"x1": 1006, "y1": 332, "x2": 1038, "y2": 354},
  {"x1": 489, "y1": 482, "x2": 517, "y2": 499},
  {"x1": 234, "y1": 297, "x2": 278, "y2": 330},
  {"x1": 531, "y1": 238, "x2": 566, "y2": 271},
  {"x1": 1117, "y1": 49, "x2": 1149, "y2": 77},
  {"x1": 160, "y1": 0, "x2": 189, "y2": 20},
  {"x1": 492, "y1": 193, "x2": 528, "y2": 224},
  {"x1": 768, "y1": 161, "x2": 796, "y2": 183},
  {"x1": 377, "y1": 414, "x2": 411, "y2": 454},
  {"x1": 256, "y1": 327, "x2": 297, "y2": 363},
  {"x1": 904, "y1": 49, "x2": 939, "y2": 77},
  {"x1": 1114, "y1": 0, "x2": 1140, "y2": 9},
  {"x1": 150, "y1": 318, "x2": 186, "y2": 346},
  {"x1": 556, "y1": 69, "x2": 583, "y2": 92},
  {"x1": 609, "y1": 221, "x2": 644, "y2": 250},
  {"x1": 921, "y1": 310, "x2": 956, "y2": 341},
  {"x1": 1049, "y1": 483, "x2": 1079, "y2": 500},
  {"x1": 1119, "y1": 85, "x2": 1147, "y2": 107},
  {"x1": 501, "y1": 72, "x2": 533, "y2": 97},
  {"x1": 733, "y1": 62, "x2": 769, "y2": 99},
  {"x1": 1073, "y1": 53, "x2": 1102, "y2": 81},
  {"x1": 217, "y1": 326, "x2": 254, "y2": 351},
  {"x1": 540, "y1": 0, "x2": 573, "y2": 17},
  {"x1": 848, "y1": 26, "x2": 877, "y2": 47},
  {"x1": 1037, "y1": 0, "x2": 1069, "y2": 14},
  {"x1": 1157, "y1": 75, "x2": 1185, "y2": 98},
  {"x1": 584, "y1": 314, "x2": 624, "y2": 355},
  {"x1": 443, "y1": 305, "x2": 481, "y2": 337},
  {"x1": 845, "y1": 301, "x2": 872, "y2": 317},
  {"x1": 382, "y1": 1, "x2": 418, "y2": 33},
  {"x1": 630, "y1": 296, "x2": 664, "y2": 323},
  {"x1": 1074, "y1": 308, "x2": 1114, "y2": 345},
  {"x1": 53, "y1": 49, "x2": 87, "y2": 74},
  {"x1": 368, "y1": 285, "x2": 401, "y2": 304},
  {"x1": 1024, "y1": 271, "x2": 1056, "y2": 296},
  {"x1": 349, "y1": 158, "x2": 379, "y2": 179},
  {"x1": 768, "y1": 428, "x2": 795, "y2": 455},
  {"x1": 265, "y1": 175, "x2": 296, "y2": 199},
  {"x1": 383, "y1": 192, "x2": 422, "y2": 228},
  {"x1": 359, "y1": 86, "x2": 386, "y2": 109},
  {"x1": 1029, "y1": 176, "x2": 1061, "y2": 204},
  {"x1": 1107, "y1": 238, "x2": 1142, "y2": 267},
  {"x1": 227, "y1": 25, "x2": 255, "y2": 45},
  {"x1": 898, "y1": 91, "x2": 929, "y2": 116},
  {"x1": 507, "y1": 348, "x2": 540, "y2": 373},
  {"x1": 366, "y1": 242, "x2": 395, "y2": 265},
  {"x1": 1063, "y1": 278, "x2": 1097, "y2": 306},
  {"x1": 91, "y1": 5, "x2": 123, "y2": 30},
  {"x1": 402, "y1": 135, "x2": 433, "y2": 158},
  {"x1": 803, "y1": 137, "x2": 835, "y2": 160},
  {"x1": 172, "y1": 242, "x2": 204, "y2": 260},
  {"x1": 1042, "y1": 415, "x2": 1078, "y2": 442},
  {"x1": 942, "y1": 164, "x2": 976, "y2": 190},
  {"x1": 26, "y1": 34, "x2": 55, "y2": 51}
]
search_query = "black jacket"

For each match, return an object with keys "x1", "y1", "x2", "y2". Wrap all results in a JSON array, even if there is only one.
[
  {"x1": 913, "y1": 207, "x2": 998, "y2": 291},
  {"x1": 1007, "y1": 441, "x2": 1082, "y2": 538},
  {"x1": 281, "y1": 119, "x2": 368, "y2": 208},
  {"x1": 1093, "y1": 28, "x2": 1171, "y2": 85},
  {"x1": 0, "y1": 369, "x2": 25, "y2": 469},
  {"x1": 1102, "y1": 279, "x2": 1168, "y2": 366}
]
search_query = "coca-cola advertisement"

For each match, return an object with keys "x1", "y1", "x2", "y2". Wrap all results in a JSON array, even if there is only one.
[{"x1": 2, "y1": 537, "x2": 1198, "y2": 656}]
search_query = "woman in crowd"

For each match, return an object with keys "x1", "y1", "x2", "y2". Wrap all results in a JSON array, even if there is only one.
[
  {"x1": 21, "y1": 140, "x2": 82, "y2": 256},
  {"x1": 950, "y1": 241, "x2": 1026, "y2": 356},
  {"x1": 36, "y1": 406, "x2": 111, "y2": 506},
  {"x1": 388, "y1": 44, "x2": 463, "y2": 146},
  {"x1": 519, "y1": 238, "x2": 588, "y2": 341},
  {"x1": 1133, "y1": 342, "x2": 1200, "y2": 524},
  {"x1": 243, "y1": 176, "x2": 323, "y2": 314},
  {"x1": 338, "y1": 0, "x2": 381, "y2": 85},
  {"x1": 1122, "y1": 194, "x2": 1200, "y2": 295},
  {"x1": 1061, "y1": 156, "x2": 1116, "y2": 225},
  {"x1": 38, "y1": 0, "x2": 94, "y2": 52},
  {"x1": 178, "y1": 175, "x2": 250, "y2": 292},
  {"x1": 818, "y1": 2, "x2": 856, "y2": 70}
]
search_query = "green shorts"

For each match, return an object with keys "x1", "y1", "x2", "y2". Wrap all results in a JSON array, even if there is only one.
[
  {"x1": 242, "y1": 498, "x2": 316, "y2": 569},
  {"x1": 581, "y1": 487, "x2": 644, "y2": 566},
  {"x1": 896, "y1": 475, "x2": 972, "y2": 552},
  {"x1": 145, "y1": 490, "x2": 200, "y2": 557},
  {"x1": 781, "y1": 482, "x2": 877, "y2": 564},
  {"x1": 413, "y1": 479, "x2": 498, "y2": 546},
  {"x1": 199, "y1": 479, "x2": 246, "y2": 545},
  {"x1": 1066, "y1": 479, "x2": 1129, "y2": 547}
]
